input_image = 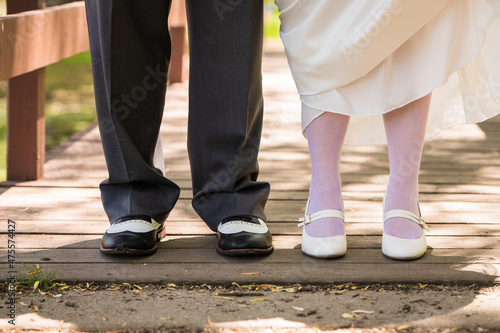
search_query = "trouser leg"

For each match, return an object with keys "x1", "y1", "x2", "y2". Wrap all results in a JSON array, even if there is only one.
[
  {"x1": 85, "y1": 0, "x2": 180, "y2": 224},
  {"x1": 185, "y1": 0, "x2": 270, "y2": 231}
]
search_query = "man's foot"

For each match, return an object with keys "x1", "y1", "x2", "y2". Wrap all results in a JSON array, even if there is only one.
[
  {"x1": 216, "y1": 215, "x2": 274, "y2": 256},
  {"x1": 100, "y1": 215, "x2": 165, "y2": 256}
]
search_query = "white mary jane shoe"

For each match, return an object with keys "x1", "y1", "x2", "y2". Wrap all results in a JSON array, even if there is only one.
[
  {"x1": 382, "y1": 201, "x2": 430, "y2": 260},
  {"x1": 298, "y1": 198, "x2": 347, "y2": 258}
]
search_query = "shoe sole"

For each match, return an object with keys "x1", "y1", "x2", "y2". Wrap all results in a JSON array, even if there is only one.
[
  {"x1": 99, "y1": 245, "x2": 158, "y2": 256},
  {"x1": 301, "y1": 251, "x2": 346, "y2": 259},
  {"x1": 99, "y1": 225, "x2": 165, "y2": 256},
  {"x1": 382, "y1": 252, "x2": 426, "y2": 261},
  {"x1": 216, "y1": 245, "x2": 274, "y2": 256}
]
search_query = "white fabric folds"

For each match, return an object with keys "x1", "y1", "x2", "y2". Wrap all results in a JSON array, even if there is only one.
[{"x1": 276, "y1": 0, "x2": 500, "y2": 144}]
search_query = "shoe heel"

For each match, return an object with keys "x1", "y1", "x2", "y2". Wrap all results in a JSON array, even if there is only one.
[
  {"x1": 156, "y1": 224, "x2": 166, "y2": 241},
  {"x1": 382, "y1": 195, "x2": 429, "y2": 260}
]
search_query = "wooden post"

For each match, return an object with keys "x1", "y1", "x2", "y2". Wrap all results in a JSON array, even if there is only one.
[
  {"x1": 6, "y1": 0, "x2": 47, "y2": 181},
  {"x1": 169, "y1": 0, "x2": 187, "y2": 83}
]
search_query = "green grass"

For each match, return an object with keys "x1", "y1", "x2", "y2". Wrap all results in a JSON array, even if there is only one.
[
  {"x1": 15, "y1": 263, "x2": 57, "y2": 292},
  {"x1": 264, "y1": 0, "x2": 281, "y2": 39}
]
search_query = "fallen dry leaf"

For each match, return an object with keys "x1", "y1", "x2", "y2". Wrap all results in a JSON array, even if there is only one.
[
  {"x1": 255, "y1": 284, "x2": 277, "y2": 290},
  {"x1": 213, "y1": 296, "x2": 234, "y2": 301},
  {"x1": 397, "y1": 324, "x2": 411, "y2": 330},
  {"x1": 241, "y1": 272, "x2": 260, "y2": 275},
  {"x1": 250, "y1": 298, "x2": 267, "y2": 302},
  {"x1": 217, "y1": 292, "x2": 265, "y2": 297}
]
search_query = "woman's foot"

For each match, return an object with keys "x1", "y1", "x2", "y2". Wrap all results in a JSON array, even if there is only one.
[
  {"x1": 299, "y1": 197, "x2": 347, "y2": 258},
  {"x1": 382, "y1": 190, "x2": 429, "y2": 260}
]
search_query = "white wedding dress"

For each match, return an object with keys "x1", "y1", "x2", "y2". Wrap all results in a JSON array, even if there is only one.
[{"x1": 276, "y1": 0, "x2": 500, "y2": 144}]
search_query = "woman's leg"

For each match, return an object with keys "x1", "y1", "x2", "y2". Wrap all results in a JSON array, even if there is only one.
[
  {"x1": 305, "y1": 105, "x2": 350, "y2": 237},
  {"x1": 383, "y1": 94, "x2": 431, "y2": 239}
]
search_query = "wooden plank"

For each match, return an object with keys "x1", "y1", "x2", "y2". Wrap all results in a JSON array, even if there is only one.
[
  {"x1": 2, "y1": 195, "x2": 500, "y2": 223},
  {"x1": 4, "y1": 205, "x2": 500, "y2": 224},
  {"x1": 1, "y1": 262, "x2": 498, "y2": 284},
  {"x1": 3, "y1": 186, "x2": 500, "y2": 209},
  {"x1": 3, "y1": 179, "x2": 500, "y2": 197},
  {"x1": 2, "y1": 186, "x2": 500, "y2": 203},
  {"x1": 0, "y1": 2, "x2": 90, "y2": 81},
  {"x1": 1, "y1": 220, "x2": 499, "y2": 236},
  {"x1": 3, "y1": 248, "x2": 500, "y2": 265},
  {"x1": 1, "y1": 234, "x2": 499, "y2": 250}
]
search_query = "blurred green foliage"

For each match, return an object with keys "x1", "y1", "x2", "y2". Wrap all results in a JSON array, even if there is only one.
[{"x1": 264, "y1": 0, "x2": 280, "y2": 39}]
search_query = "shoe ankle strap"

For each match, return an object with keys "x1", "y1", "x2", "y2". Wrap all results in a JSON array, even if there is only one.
[
  {"x1": 298, "y1": 209, "x2": 344, "y2": 227},
  {"x1": 383, "y1": 209, "x2": 430, "y2": 232}
]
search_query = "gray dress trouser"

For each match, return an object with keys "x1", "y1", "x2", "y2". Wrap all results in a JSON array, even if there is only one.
[{"x1": 84, "y1": 0, "x2": 270, "y2": 231}]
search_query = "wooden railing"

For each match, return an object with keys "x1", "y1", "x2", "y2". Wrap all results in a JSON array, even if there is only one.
[{"x1": 0, "y1": 0, "x2": 187, "y2": 181}]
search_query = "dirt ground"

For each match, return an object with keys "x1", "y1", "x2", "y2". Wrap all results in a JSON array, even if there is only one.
[{"x1": 1, "y1": 283, "x2": 500, "y2": 332}]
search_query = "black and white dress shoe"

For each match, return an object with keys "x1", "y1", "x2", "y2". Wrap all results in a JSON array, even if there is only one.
[
  {"x1": 100, "y1": 215, "x2": 165, "y2": 256},
  {"x1": 216, "y1": 215, "x2": 274, "y2": 256}
]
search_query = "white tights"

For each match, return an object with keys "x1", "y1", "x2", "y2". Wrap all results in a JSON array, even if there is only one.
[{"x1": 304, "y1": 94, "x2": 431, "y2": 239}]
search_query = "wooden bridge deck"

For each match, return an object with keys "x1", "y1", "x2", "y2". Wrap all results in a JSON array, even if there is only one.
[{"x1": 1, "y1": 42, "x2": 500, "y2": 285}]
